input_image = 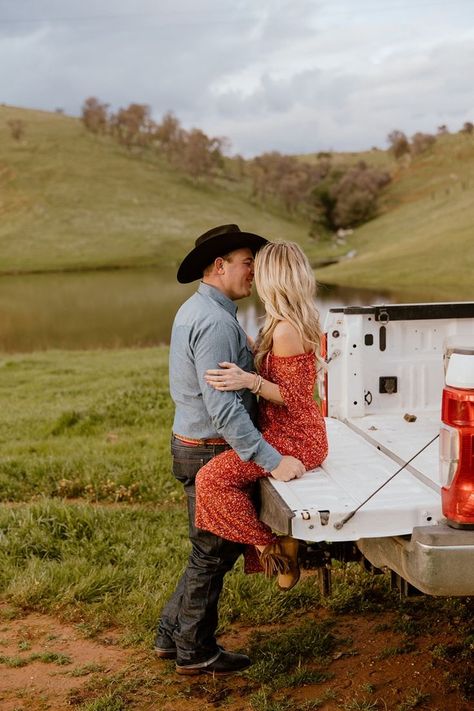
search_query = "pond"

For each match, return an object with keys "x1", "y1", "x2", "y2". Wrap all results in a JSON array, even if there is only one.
[{"x1": 0, "y1": 267, "x2": 401, "y2": 353}]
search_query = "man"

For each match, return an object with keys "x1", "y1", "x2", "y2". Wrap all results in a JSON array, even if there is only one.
[{"x1": 155, "y1": 224, "x2": 304, "y2": 675}]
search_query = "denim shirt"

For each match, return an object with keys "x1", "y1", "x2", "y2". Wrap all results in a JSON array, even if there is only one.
[{"x1": 169, "y1": 282, "x2": 282, "y2": 472}]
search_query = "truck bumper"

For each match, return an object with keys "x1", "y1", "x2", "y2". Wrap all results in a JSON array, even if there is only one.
[{"x1": 357, "y1": 523, "x2": 474, "y2": 596}]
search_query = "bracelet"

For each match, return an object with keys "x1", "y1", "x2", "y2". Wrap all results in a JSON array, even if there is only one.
[
  {"x1": 251, "y1": 373, "x2": 263, "y2": 394},
  {"x1": 250, "y1": 373, "x2": 259, "y2": 393}
]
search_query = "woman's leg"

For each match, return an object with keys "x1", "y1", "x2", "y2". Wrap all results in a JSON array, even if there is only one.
[
  {"x1": 195, "y1": 450, "x2": 300, "y2": 588},
  {"x1": 195, "y1": 449, "x2": 276, "y2": 547}
]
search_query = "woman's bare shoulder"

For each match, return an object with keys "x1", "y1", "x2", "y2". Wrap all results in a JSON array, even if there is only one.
[{"x1": 272, "y1": 321, "x2": 305, "y2": 356}]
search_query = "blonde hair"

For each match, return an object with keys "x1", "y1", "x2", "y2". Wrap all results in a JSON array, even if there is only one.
[{"x1": 254, "y1": 241, "x2": 322, "y2": 371}]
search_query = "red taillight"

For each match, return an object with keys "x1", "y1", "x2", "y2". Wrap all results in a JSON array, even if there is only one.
[
  {"x1": 442, "y1": 387, "x2": 474, "y2": 426},
  {"x1": 441, "y1": 386, "x2": 474, "y2": 529},
  {"x1": 320, "y1": 333, "x2": 328, "y2": 417}
]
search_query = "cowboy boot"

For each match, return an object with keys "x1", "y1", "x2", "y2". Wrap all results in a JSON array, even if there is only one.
[
  {"x1": 276, "y1": 536, "x2": 300, "y2": 591},
  {"x1": 259, "y1": 537, "x2": 300, "y2": 591}
]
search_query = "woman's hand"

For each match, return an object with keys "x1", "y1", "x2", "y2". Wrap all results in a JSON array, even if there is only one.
[{"x1": 205, "y1": 362, "x2": 255, "y2": 392}]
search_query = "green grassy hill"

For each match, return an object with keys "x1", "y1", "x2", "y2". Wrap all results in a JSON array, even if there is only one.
[
  {"x1": 315, "y1": 134, "x2": 474, "y2": 300},
  {"x1": 0, "y1": 105, "x2": 310, "y2": 274},
  {"x1": 1, "y1": 105, "x2": 473, "y2": 300}
]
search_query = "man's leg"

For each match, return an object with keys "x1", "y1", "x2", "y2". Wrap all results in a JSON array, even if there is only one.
[
  {"x1": 156, "y1": 440, "x2": 243, "y2": 664},
  {"x1": 173, "y1": 483, "x2": 243, "y2": 665},
  {"x1": 155, "y1": 571, "x2": 186, "y2": 654}
]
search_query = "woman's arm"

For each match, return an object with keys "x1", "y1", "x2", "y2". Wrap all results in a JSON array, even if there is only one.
[
  {"x1": 205, "y1": 362, "x2": 284, "y2": 404},
  {"x1": 204, "y1": 321, "x2": 306, "y2": 404}
]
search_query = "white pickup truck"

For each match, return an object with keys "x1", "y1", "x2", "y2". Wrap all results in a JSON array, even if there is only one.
[{"x1": 259, "y1": 302, "x2": 474, "y2": 596}]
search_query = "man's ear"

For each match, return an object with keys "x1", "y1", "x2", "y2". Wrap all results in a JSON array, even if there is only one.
[{"x1": 214, "y1": 257, "x2": 225, "y2": 273}]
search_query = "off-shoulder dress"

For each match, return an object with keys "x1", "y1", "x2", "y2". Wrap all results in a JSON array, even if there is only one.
[{"x1": 195, "y1": 351, "x2": 328, "y2": 572}]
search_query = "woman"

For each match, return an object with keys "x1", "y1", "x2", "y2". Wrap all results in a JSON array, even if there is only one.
[{"x1": 195, "y1": 241, "x2": 328, "y2": 590}]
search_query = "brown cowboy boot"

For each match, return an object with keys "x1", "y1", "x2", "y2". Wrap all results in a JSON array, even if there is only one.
[{"x1": 259, "y1": 536, "x2": 300, "y2": 591}]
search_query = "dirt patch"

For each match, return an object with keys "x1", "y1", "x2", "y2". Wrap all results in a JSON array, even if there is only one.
[
  {"x1": 0, "y1": 603, "x2": 472, "y2": 710},
  {"x1": 0, "y1": 605, "x2": 128, "y2": 711}
]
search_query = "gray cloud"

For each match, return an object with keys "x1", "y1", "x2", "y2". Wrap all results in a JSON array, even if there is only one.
[{"x1": 0, "y1": 0, "x2": 473, "y2": 155}]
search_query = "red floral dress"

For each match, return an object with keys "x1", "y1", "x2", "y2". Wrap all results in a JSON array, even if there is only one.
[{"x1": 195, "y1": 352, "x2": 328, "y2": 572}]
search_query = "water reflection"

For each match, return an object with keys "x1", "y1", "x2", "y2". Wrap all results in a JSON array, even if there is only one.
[
  {"x1": 237, "y1": 282, "x2": 393, "y2": 339},
  {"x1": 0, "y1": 268, "x2": 395, "y2": 353}
]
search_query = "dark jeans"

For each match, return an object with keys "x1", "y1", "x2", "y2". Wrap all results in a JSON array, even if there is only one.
[{"x1": 155, "y1": 437, "x2": 244, "y2": 666}]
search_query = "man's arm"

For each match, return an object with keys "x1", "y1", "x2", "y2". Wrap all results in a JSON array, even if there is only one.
[
  {"x1": 192, "y1": 321, "x2": 305, "y2": 480},
  {"x1": 192, "y1": 319, "x2": 282, "y2": 470},
  {"x1": 196, "y1": 325, "x2": 304, "y2": 480}
]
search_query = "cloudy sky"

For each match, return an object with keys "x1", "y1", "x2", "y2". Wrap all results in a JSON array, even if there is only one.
[{"x1": 1, "y1": 0, "x2": 473, "y2": 156}]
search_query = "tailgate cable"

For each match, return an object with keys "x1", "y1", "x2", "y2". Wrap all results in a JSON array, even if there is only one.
[{"x1": 333, "y1": 433, "x2": 440, "y2": 530}]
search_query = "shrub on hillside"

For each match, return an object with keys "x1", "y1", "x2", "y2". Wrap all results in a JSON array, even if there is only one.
[
  {"x1": 250, "y1": 152, "x2": 326, "y2": 212},
  {"x1": 411, "y1": 132, "x2": 436, "y2": 155},
  {"x1": 331, "y1": 162, "x2": 391, "y2": 227},
  {"x1": 81, "y1": 97, "x2": 109, "y2": 134},
  {"x1": 461, "y1": 121, "x2": 473, "y2": 135},
  {"x1": 310, "y1": 161, "x2": 391, "y2": 231},
  {"x1": 387, "y1": 129, "x2": 410, "y2": 159}
]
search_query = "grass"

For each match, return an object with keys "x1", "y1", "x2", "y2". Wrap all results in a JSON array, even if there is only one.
[
  {"x1": 2, "y1": 105, "x2": 473, "y2": 300},
  {"x1": 1, "y1": 344, "x2": 473, "y2": 709},
  {"x1": 249, "y1": 690, "x2": 336, "y2": 711},
  {"x1": 246, "y1": 619, "x2": 335, "y2": 684},
  {"x1": 318, "y1": 132, "x2": 474, "y2": 299},
  {"x1": 0, "y1": 347, "x2": 173, "y2": 502},
  {"x1": 396, "y1": 688, "x2": 431, "y2": 711},
  {"x1": 326, "y1": 562, "x2": 395, "y2": 614},
  {"x1": 342, "y1": 701, "x2": 378, "y2": 711},
  {"x1": 0, "y1": 651, "x2": 72, "y2": 667},
  {"x1": 68, "y1": 662, "x2": 107, "y2": 677},
  {"x1": 0, "y1": 346, "x2": 322, "y2": 643},
  {"x1": 0, "y1": 105, "x2": 311, "y2": 274}
]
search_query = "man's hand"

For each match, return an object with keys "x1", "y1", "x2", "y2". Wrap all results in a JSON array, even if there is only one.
[{"x1": 270, "y1": 456, "x2": 305, "y2": 482}]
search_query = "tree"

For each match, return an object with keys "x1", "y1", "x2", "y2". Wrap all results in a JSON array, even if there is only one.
[
  {"x1": 250, "y1": 152, "x2": 323, "y2": 211},
  {"x1": 110, "y1": 103, "x2": 154, "y2": 148},
  {"x1": 154, "y1": 111, "x2": 184, "y2": 161},
  {"x1": 387, "y1": 130, "x2": 410, "y2": 159},
  {"x1": 461, "y1": 121, "x2": 473, "y2": 135},
  {"x1": 310, "y1": 162, "x2": 390, "y2": 231},
  {"x1": 179, "y1": 128, "x2": 223, "y2": 179},
  {"x1": 81, "y1": 97, "x2": 109, "y2": 134}
]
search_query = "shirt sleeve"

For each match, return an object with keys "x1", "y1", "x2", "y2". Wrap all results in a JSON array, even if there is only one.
[{"x1": 191, "y1": 319, "x2": 282, "y2": 471}]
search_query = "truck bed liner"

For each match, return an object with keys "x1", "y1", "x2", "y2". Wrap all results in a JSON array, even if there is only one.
[
  {"x1": 345, "y1": 412, "x2": 440, "y2": 492},
  {"x1": 260, "y1": 417, "x2": 442, "y2": 542}
]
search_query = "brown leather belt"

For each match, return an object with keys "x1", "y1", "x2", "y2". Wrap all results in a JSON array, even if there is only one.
[{"x1": 173, "y1": 433, "x2": 227, "y2": 447}]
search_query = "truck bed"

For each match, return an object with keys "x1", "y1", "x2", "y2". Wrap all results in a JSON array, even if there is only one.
[
  {"x1": 259, "y1": 303, "x2": 474, "y2": 595},
  {"x1": 259, "y1": 415, "x2": 441, "y2": 542}
]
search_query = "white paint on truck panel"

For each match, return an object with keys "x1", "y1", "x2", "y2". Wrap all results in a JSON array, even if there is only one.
[
  {"x1": 268, "y1": 418, "x2": 441, "y2": 542},
  {"x1": 324, "y1": 313, "x2": 474, "y2": 418}
]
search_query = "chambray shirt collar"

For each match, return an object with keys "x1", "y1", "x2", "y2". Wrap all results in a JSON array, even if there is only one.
[{"x1": 197, "y1": 281, "x2": 238, "y2": 318}]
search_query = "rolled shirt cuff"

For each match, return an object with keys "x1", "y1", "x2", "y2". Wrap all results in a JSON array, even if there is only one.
[{"x1": 252, "y1": 439, "x2": 282, "y2": 472}]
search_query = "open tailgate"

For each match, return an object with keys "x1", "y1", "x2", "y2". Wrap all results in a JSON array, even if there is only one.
[{"x1": 259, "y1": 417, "x2": 441, "y2": 542}]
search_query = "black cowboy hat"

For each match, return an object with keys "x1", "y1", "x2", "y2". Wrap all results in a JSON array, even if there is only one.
[{"x1": 177, "y1": 224, "x2": 268, "y2": 283}]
